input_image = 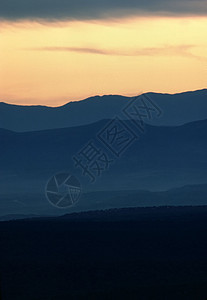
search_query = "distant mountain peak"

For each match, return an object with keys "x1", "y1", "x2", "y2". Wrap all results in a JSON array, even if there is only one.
[{"x1": 0, "y1": 88, "x2": 207, "y2": 132}]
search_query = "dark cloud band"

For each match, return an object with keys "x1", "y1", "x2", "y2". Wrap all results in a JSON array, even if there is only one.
[{"x1": 0, "y1": 0, "x2": 207, "y2": 21}]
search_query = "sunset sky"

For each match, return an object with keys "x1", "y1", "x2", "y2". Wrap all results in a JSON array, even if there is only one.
[{"x1": 0, "y1": 0, "x2": 207, "y2": 106}]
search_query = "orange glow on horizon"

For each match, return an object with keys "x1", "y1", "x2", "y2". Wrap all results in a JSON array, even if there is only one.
[{"x1": 0, "y1": 17, "x2": 207, "y2": 106}]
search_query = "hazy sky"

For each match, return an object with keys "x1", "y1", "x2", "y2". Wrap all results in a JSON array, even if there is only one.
[{"x1": 0, "y1": 0, "x2": 207, "y2": 106}]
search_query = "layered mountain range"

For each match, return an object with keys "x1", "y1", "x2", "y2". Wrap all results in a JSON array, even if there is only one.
[
  {"x1": 0, "y1": 89, "x2": 207, "y2": 131},
  {"x1": 0, "y1": 89, "x2": 207, "y2": 217}
]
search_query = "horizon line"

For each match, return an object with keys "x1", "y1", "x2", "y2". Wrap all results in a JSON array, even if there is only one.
[{"x1": 1, "y1": 87, "x2": 207, "y2": 108}]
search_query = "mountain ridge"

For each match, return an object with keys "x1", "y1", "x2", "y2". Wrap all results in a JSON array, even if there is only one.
[
  {"x1": 0, "y1": 117, "x2": 207, "y2": 135},
  {"x1": 0, "y1": 89, "x2": 207, "y2": 132},
  {"x1": 0, "y1": 118, "x2": 207, "y2": 216},
  {"x1": 1, "y1": 88, "x2": 207, "y2": 108}
]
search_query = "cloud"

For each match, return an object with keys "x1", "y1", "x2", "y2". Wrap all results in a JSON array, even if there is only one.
[
  {"x1": 0, "y1": 0, "x2": 207, "y2": 21},
  {"x1": 30, "y1": 45, "x2": 206, "y2": 61},
  {"x1": 32, "y1": 47, "x2": 112, "y2": 55}
]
